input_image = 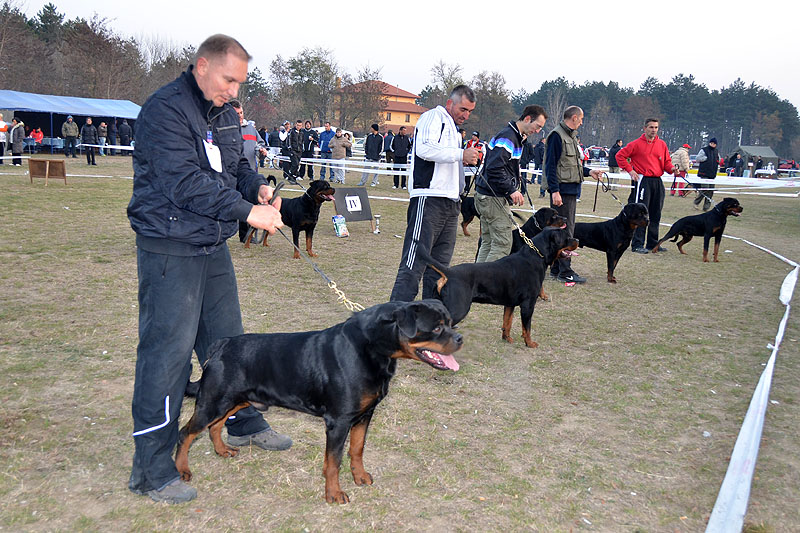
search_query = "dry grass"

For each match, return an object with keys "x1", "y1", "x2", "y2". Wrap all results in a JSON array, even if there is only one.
[{"x1": 0, "y1": 155, "x2": 798, "y2": 531}]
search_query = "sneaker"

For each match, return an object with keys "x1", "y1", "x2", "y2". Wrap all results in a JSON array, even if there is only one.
[
  {"x1": 632, "y1": 247, "x2": 649, "y2": 254},
  {"x1": 370, "y1": 183, "x2": 377, "y2": 187},
  {"x1": 146, "y1": 478, "x2": 197, "y2": 504},
  {"x1": 228, "y1": 428, "x2": 292, "y2": 451},
  {"x1": 392, "y1": 186, "x2": 397, "y2": 189},
  {"x1": 557, "y1": 273, "x2": 586, "y2": 284}
]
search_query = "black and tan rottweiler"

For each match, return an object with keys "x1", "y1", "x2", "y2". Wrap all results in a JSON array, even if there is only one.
[
  {"x1": 417, "y1": 227, "x2": 578, "y2": 348},
  {"x1": 572, "y1": 202, "x2": 649, "y2": 283},
  {"x1": 652, "y1": 197, "x2": 743, "y2": 262},
  {"x1": 245, "y1": 179, "x2": 336, "y2": 258},
  {"x1": 175, "y1": 300, "x2": 462, "y2": 504},
  {"x1": 460, "y1": 195, "x2": 480, "y2": 236},
  {"x1": 509, "y1": 207, "x2": 567, "y2": 254}
]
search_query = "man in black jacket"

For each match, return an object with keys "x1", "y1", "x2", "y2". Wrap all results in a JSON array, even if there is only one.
[
  {"x1": 475, "y1": 105, "x2": 547, "y2": 262},
  {"x1": 533, "y1": 137, "x2": 546, "y2": 196},
  {"x1": 119, "y1": 119, "x2": 133, "y2": 155},
  {"x1": 127, "y1": 34, "x2": 288, "y2": 505},
  {"x1": 390, "y1": 125, "x2": 412, "y2": 189},
  {"x1": 80, "y1": 117, "x2": 98, "y2": 166},
  {"x1": 358, "y1": 123, "x2": 383, "y2": 186},
  {"x1": 694, "y1": 137, "x2": 719, "y2": 211},
  {"x1": 298, "y1": 119, "x2": 318, "y2": 179}
]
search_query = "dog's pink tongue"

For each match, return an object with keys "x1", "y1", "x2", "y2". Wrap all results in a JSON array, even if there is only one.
[{"x1": 439, "y1": 354, "x2": 460, "y2": 371}]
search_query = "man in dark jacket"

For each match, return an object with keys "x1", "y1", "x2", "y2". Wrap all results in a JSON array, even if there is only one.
[
  {"x1": 475, "y1": 105, "x2": 547, "y2": 262},
  {"x1": 298, "y1": 120, "x2": 318, "y2": 180},
  {"x1": 80, "y1": 117, "x2": 98, "y2": 166},
  {"x1": 383, "y1": 129, "x2": 395, "y2": 166},
  {"x1": 119, "y1": 119, "x2": 133, "y2": 155},
  {"x1": 532, "y1": 137, "x2": 546, "y2": 196},
  {"x1": 358, "y1": 123, "x2": 383, "y2": 186},
  {"x1": 284, "y1": 120, "x2": 303, "y2": 183},
  {"x1": 126, "y1": 34, "x2": 288, "y2": 505},
  {"x1": 390, "y1": 125, "x2": 412, "y2": 189},
  {"x1": 607, "y1": 139, "x2": 623, "y2": 190},
  {"x1": 62, "y1": 115, "x2": 79, "y2": 158},
  {"x1": 694, "y1": 137, "x2": 719, "y2": 211}
]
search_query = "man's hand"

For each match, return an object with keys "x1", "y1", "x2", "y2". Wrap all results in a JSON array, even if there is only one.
[
  {"x1": 628, "y1": 170, "x2": 640, "y2": 182},
  {"x1": 247, "y1": 204, "x2": 283, "y2": 234},
  {"x1": 257, "y1": 184, "x2": 281, "y2": 206},
  {"x1": 551, "y1": 191, "x2": 563, "y2": 207},
  {"x1": 589, "y1": 169, "x2": 603, "y2": 180},
  {"x1": 463, "y1": 147, "x2": 479, "y2": 166},
  {"x1": 258, "y1": 147, "x2": 268, "y2": 157},
  {"x1": 509, "y1": 191, "x2": 524, "y2": 206}
]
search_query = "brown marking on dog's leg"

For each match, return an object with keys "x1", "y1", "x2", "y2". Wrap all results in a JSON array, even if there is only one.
[
  {"x1": 677, "y1": 239, "x2": 688, "y2": 254},
  {"x1": 243, "y1": 229, "x2": 254, "y2": 249},
  {"x1": 539, "y1": 287, "x2": 549, "y2": 301},
  {"x1": 210, "y1": 403, "x2": 250, "y2": 458},
  {"x1": 175, "y1": 423, "x2": 201, "y2": 482},
  {"x1": 713, "y1": 241, "x2": 720, "y2": 262},
  {"x1": 261, "y1": 233, "x2": 270, "y2": 247},
  {"x1": 348, "y1": 420, "x2": 373, "y2": 487},
  {"x1": 502, "y1": 306, "x2": 514, "y2": 343},
  {"x1": 703, "y1": 249, "x2": 709, "y2": 262},
  {"x1": 607, "y1": 271, "x2": 617, "y2": 283},
  {"x1": 461, "y1": 221, "x2": 471, "y2": 236},
  {"x1": 429, "y1": 264, "x2": 448, "y2": 294},
  {"x1": 521, "y1": 324, "x2": 539, "y2": 349},
  {"x1": 306, "y1": 235, "x2": 317, "y2": 257},
  {"x1": 323, "y1": 450, "x2": 349, "y2": 504}
]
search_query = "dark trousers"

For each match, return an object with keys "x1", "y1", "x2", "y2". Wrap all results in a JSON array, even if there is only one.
[
  {"x1": 628, "y1": 176, "x2": 665, "y2": 250},
  {"x1": 0, "y1": 141, "x2": 4, "y2": 163},
  {"x1": 85, "y1": 146, "x2": 96, "y2": 165},
  {"x1": 284, "y1": 151, "x2": 300, "y2": 179},
  {"x1": 393, "y1": 159, "x2": 407, "y2": 188},
  {"x1": 129, "y1": 243, "x2": 268, "y2": 494},
  {"x1": 298, "y1": 151, "x2": 315, "y2": 179},
  {"x1": 693, "y1": 176, "x2": 715, "y2": 209},
  {"x1": 319, "y1": 151, "x2": 332, "y2": 179},
  {"x1": 549, "y1": 193, "x2": 577, "y2": 276},
  {"x1": 390, "y1": 196, "x2": 460, "y2": 302},
  {"x1": 65, "y1": 136, "x2": 78, "y2": 157}
]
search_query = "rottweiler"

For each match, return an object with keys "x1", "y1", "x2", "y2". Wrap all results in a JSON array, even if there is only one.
[
  {"x1": 509, "y1": 207, "x2": 567, "y2": 254},
  {"x1": 175, "y1": 300, "x2": 462, "y2": 504},
  {"x1": 652, "y1": 197, "x2": 743, "y2": 262},
  {"x1": 460, "y1": 195, "x2": 480, "y2": 236},
  {"x1": 246, "y1": 180, "x2": 336, "y2": 258},
  {"x1": 417, "y1": 227, "x2": 578, "y2": 348},
  {"x1": 572, "y1": 202, "x2": 649, "y2": 283}
]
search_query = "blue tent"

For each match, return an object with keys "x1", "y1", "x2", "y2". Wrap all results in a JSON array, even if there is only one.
[
  {"x1": 0, "y1": 89, "x2": 141, "y2": 153},
  {"x1": 0, "y1": 89, "x2": 140, "y2": 119}
]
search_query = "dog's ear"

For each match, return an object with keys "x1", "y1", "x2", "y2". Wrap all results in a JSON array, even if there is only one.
[{"x1": 392, "y1": 305, "x2": 418, "y2": 338}]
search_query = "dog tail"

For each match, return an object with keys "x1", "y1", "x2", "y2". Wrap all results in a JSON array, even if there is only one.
[{"x1": 411, "y1": 240, "x2": 450, "y2": 293}]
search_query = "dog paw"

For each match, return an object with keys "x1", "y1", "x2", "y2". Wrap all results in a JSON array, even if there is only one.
[
  {"x1": 502, "y1": 333, "x2": 514, "y2": 344},
  {"x1": 351, "y1": 469, "x2": 373, "y2": 486},
  {"x1": 216, "y1": 445, "x2": 239, "y2": 458},
  {"x1": 178, "y1": 469, "x2": 192, "y2": 482},
  {"x1": 608, "y1": 277, "x2": 617, "y2": 284},
  {"x1": 308, "y1": 251, "x2": 318, "y2": 257},
  {"x1": 325, "y1": 489, "x2": 350, "y2": 504},
  {"x1": 523, "y1": 339, "x2": 539, "y2": 349}
]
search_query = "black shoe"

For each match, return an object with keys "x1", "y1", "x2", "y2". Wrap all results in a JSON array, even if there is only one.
[
  {"x1": 557, "y1": 272, "x2": 586, "y2": 284},
  {"x1": 632, "y1": 247, "x2": 649, "y2": 254}
]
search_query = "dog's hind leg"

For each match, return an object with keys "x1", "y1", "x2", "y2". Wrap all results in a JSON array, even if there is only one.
[
  {"x1": 501, "y1": 306, "x2": 515, "y2": 343},
  {"x1": 676, "y1": 235, "x2": 692, "y2": 254},
  {"x1": 519, "y1": 302, "x2": 539, "y2": 349},
  {"x1": 209, "y1": 402, "x2": 251, "y2": 458}
]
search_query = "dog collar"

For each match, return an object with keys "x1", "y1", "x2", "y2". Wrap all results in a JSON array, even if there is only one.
[{"x1": 531, "y1": 243, "x2": 544, "y2": 258}]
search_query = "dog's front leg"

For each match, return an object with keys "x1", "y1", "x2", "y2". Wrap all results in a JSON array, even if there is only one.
[
  {"x1": 348, "y1": 414, "x2": 374, "y2": 487},
  {"x1": 519, "y1": 302, "x2": 539, "y2": 349},
  {"x1": 501, "y1": 306, "x2": 515, "y2": 343},
  {"x1": 323, "y1": 419, "x2": 350, "y2": 503}
]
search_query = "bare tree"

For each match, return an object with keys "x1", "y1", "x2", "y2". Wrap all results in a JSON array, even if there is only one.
[{"x1": 335, "y1": 65, "x2": 386, "y2": 134}]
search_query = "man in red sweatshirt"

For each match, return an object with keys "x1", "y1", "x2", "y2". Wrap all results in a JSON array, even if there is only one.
[{"x1": 615, "y1": 118, "x2": 677, "y2": 253}]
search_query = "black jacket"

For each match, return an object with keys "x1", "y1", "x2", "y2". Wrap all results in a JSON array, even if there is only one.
[
  {"x1": 608, "y1": 143, "x2": 622, "y2": 169},
  {"x1": 391, "y1": 133, "x2": 412, "y2": 159},
  {"x1": 301, "y1": 127, "x2": 318, "y2": 153},
  {"x1": 364, "y1": 132, "x2": 383, "y2": 160},
  {"x1": 698, "y1": 144, "x2": 719, "y2": 178},
  {"x1": 288, "y1": 128, "x2": 302, "y2": 154},
  {"x1": 532, "y1": 140, "x2": 545, "y2": 169},
  {"x1": 520, "y1": 140, "x2": 534, "y2": 168},
  {"x1": 127, "y1": 66, "x2": 267, "y2": 253},
  {"x1": 268, "y1": 129, "x2": 281, "y2": 147},
  {"x1": 119, "y1": 122, "x2": 133, "y2": 142},
  {"x1": 80, "y1": 124, "x2": 98, "y2": 144},
  {"x1": 476, "y1": 121, "x2": 523, "y2": 198}
]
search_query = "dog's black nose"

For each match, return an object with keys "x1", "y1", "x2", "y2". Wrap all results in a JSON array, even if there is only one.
[{"x1": 453, "y1": 332, "x2": 463, "y2": 346}]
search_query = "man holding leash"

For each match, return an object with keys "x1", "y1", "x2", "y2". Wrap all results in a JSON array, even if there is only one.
[
  {"x1": 475, "y1": 105, "x2": 547, "y2": 262},
  {"x1": 127, "y1": 34, "x2": 290, "y2": 505},
  {"x1": 390, "y1": 85, "x2": 480, "y2": 302}
]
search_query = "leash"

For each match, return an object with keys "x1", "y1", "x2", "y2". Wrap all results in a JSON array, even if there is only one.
[
  {"x1": 472, "y1": 167, "x2": 543, "y2": 258},
  {"x1": 678, "y1": 172, "x2": 716, "y2": 207},
  {"x1": 593, "y1": 172, "x2": 623, "y2": 212},
  {"x1": 251, "y1": 180, "x2": 365, "y2": 312}
]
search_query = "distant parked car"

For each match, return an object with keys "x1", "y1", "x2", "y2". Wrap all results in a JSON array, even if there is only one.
[{"x1": 690, "y1": 155, "x2": 698, "y2": 169}]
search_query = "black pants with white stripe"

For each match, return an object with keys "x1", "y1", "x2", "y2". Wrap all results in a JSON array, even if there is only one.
[
  {"x1": 628, "y1": 176, "x2": 665, "y2": 250},
  {"x1": 390, "y1": 196, "x2": 460, "y2": 302}
]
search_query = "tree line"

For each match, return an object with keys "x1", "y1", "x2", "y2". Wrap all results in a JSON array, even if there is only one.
[{"x1": 2, "y1": 2, "x2": 798, "y2": 159}]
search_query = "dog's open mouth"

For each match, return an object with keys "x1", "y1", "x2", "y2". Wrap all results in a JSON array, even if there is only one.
[
  {"x1": 730, "y1": 210, "x2": 741, "y2": 216},
  {"x1": 415, "y1": 348, "x2": 459, "y2": 371}
]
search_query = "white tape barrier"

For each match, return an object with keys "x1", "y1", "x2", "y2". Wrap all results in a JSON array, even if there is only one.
[
  {"x1": 78, "y1": 143, "x2": 133, "y2": 150},
  {"x1": 706, "y1": 265, "x2": 798, "y2": 532}
]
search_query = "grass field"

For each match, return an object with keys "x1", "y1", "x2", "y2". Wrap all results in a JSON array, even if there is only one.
[{"x1": 1, "y1": 155, "x2": 798, "y2": 532}]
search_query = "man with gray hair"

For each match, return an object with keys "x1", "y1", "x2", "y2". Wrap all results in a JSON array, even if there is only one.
[
  {"x1": 390, "y1": 85, "x2": 480, "y2": 302},
  {"x1": 127, "y1": 34, "x2": 289, "y2": 505}
]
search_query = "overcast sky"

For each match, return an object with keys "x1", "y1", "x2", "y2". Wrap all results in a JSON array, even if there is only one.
[{"x1": 22, "y1": 0, "x2": 800, "y2": 110}]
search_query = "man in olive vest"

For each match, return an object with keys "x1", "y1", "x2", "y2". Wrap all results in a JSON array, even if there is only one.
[{"x1": 544, "y1": 106, "x2": 603, "y2": 284}]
